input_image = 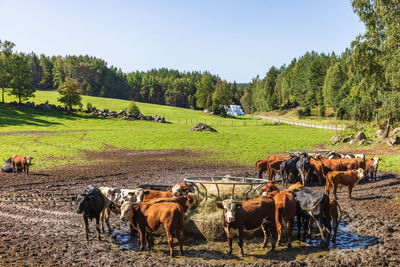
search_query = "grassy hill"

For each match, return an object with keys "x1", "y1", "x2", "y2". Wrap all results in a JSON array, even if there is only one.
[{"x1": 0, "y1": 90, "x2": 335, "y2": 169}]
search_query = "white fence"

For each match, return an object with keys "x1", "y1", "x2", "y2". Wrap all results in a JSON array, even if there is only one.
[{"x1": 255, "y1": 116, "x2": 345, "y2": 131}]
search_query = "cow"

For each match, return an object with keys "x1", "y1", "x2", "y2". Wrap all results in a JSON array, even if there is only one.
[
  {"x1": 11, "y1": 155, "x2": 33, "y2": 175},
  {"x1": 1, "y1": 158, "x2": 13, "y2": 173},
  {"x1": 142, "y1": 184, "x2": 187, "y2": 202},
  {"x1": 340, "y1": 158, "x2": 366, "y2": 171},
  {"x1": 256, "y1": 159, "x2": 269, "y2": 179},
  {"x1": 320, "y1": 158, "x2": 346, "y2": 176},
  {"x1": 309, "y1": 158, "x2": 325, "y2": 185},
  {"x1": 291, "y1": 188, "x2": 331, "y2": 248},
  {"x1": 216, "y1": 197, "x2": 277, "y2": 257},
  {"x1": 308, "y1": 196, "x2": 342, "y2": 242},
  {"x1": 327, "y1": 151, "x2": 341, "y2": 159},
  {"x1": 99, "y1": 187, "x2": 148, "y2": 234},
  {"x1": 366, "y1": 157, "x2": 380, "y2": 181},
  {"x1": 144, "y1": 193, "x2": 198, "y2": 213},
  {"x1": 340, "y1": 153, "x2": 365, "y2": 160},
  {"x1": 267, "y1": 159, "x2": 286, "y2": 181},
  {"x1": 76, "y1": 185, "x2": 119, "y2": 241},
  {"x1": 138, "y1": 182, "x2": 193, "y2": 194},
  {"x1": 325, "y1": 169, "x2": 365, "y2": 199},
  {"x1": 120, "y1": 201, "x2": 185, "y2": 257},
  {"x1": 260, "y1": 182, "x2": 296, "y2": 248},
  {"x1": 280, "y1": 156, "x2": 300, "y2": 186},
  {"x1": 296, "y1": 153, "x2": 312, "y2": 186}
]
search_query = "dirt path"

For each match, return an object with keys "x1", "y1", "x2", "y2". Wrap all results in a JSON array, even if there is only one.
[
  {"x1": 0, "y1": 149, "x2": 399, "y2": 266},
  {"x1": 255, "y1": 115, "x2": 345, "y2": 131}
]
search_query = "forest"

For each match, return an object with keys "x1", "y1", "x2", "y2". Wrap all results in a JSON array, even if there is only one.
[{"x1": 1, "y1": 0, "x2": 399, "y2": 121}]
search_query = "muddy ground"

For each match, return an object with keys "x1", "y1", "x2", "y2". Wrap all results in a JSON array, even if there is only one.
[{"x1": 0, "y1": 149, "x2": 400, "y2": 266}]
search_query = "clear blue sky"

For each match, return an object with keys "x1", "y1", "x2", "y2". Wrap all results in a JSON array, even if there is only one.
[{"x1": 0, "y1": 0, "x2": 365, "y2": 83}]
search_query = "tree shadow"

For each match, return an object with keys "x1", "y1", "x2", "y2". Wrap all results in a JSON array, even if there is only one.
[{"x1": 0, "y1": 103, "x2": 105, "y2": 128}]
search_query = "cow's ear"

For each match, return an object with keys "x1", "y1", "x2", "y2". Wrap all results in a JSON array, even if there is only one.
[
  {"x1": 215, "y1": 202, "x2": 223, "y2": 209},
  {"x1": 143, "y1": 191, "x2": 150, "y2": 195}
]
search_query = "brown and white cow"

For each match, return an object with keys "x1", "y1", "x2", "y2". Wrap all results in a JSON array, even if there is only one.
[
  {"x1": 11, "y1": 155, "x2": 33, "y2": 175},
  {"x1": 120, "y1": 201, "x2": 185, "y2": 257},
  {"x1": 142, "y1": 183, "x2": 190, "y2": 202},
  {"x1": 325, "y1": 168, "x2": 365, "y2": 199},
  {"x1": 216, "y1": 197, "x2": 277, "y2": 257},
  {"x1": 366, "y1": 157, "x2": 380, "y2": 180},
  {"x1": 144, "y1": 193, "x2": 198, "y2": 213}
]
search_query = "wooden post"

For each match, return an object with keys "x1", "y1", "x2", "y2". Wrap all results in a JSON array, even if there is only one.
[{"x1": 383, "y1": 113, "x2": 392, "y2": 139}]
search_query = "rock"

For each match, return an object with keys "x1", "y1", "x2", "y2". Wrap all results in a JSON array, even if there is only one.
[
  {"x1": 154, "y1": 115, "x2": 166, "y2": 123},
  {"x1": 190, "y1": 123, "x2": 217, "y2": 132},
  {"x1": 359, "y1": 139, "x2": 366, "y2": 145},
  {"x1": 392, "y1": 127, "x2": 400, "y2": 135},
  {"x1": 376, "y1": 129, "x2": 384, "y2": 137},
  {"x1": 330, "y1": 134, "x2": 343, "y2": 145},
  {"x1": 349, "y1": 139, "x2": 354, "y2": 145},
  {"x1": 342, "y1": 135, "x2": 352, "y2": 143},
  {"x1": 143, "y1": 115, "x2": 153, "y2": 121},
  {"x1": 355, "y1": 131, "x2": 367, "y2": 141},
  {"x1": 387, "y1": 135, "x2": 400, "y2": 146}
]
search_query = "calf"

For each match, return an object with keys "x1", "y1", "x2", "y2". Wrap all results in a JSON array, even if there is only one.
[
  {"x1": 325, "y1": 169, "x2": 365, "y2": 199},
  {"x1": 1, "y1": 157, "x2": 13, "y2": 173},
  {"x1": 216, "y1": 197, "x2": 277, "y2": 257},
  {"x1": 11, "y1": 155, "x2": 33, "y2": 175},
  {"x1": 320, "y1": 158, "x2": 346, "y2": 176},
  {"x1": 120, "y1": 201, "x2": 185, "y2": 257},
  {"x1": 280, "y1": 156, "x2": 300, "y2": 186},
  {"x1": 99, "y1": 187, "x2": 147, "y2": 234},
  {"x1": 340, "y1": 158, "x2": 366, "y2": 171},
  {"x1": 76, "y1": 185, "x2": 118, "y2": 241},
  {"x1": 366, "y1": 157, "x2": 380, "y2": 181},
  {"x1": 296, "y1": 154, "x2": 312, "y2": 186},
  {"x1": 309, "y1": 158, "x2": 325, "y2": 185}
]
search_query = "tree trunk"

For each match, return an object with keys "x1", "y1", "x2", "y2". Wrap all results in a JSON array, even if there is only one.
[
  {"x1": 1, "y1": 88, "x2": 4, "y2": 103},
  {"x1": 383, "y1": 113, "x2": 392, "y2": 139}
]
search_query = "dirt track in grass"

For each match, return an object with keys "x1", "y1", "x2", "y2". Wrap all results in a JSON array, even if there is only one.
[{"x1": 0, "y1": 149, "x2": 399, "y2": 266}]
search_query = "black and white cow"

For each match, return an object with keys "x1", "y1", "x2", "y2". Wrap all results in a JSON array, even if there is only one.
[
  {"x1": 280, "y1": 156, "x2": 300, "y2": 186},
  {"x1": 296, "y1": 153, "x2": 312, "y2": 186}
]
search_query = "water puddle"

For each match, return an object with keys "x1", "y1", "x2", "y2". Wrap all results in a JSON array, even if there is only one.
[{"x1": 306, "y1": 221, "x2": 378, "y2": 250}]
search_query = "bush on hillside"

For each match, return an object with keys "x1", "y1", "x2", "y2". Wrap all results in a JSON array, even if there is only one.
[
  {"x1": 127, "y1": 100, "x2": 140, "y2": 114},
  {"x1": 319, "y1": 105, "x2": 326, "y2": 117}
]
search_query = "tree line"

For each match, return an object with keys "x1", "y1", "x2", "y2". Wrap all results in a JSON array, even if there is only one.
[
  {"x1": 241, "y1": 0, "x2": 400, "y2": 124},
  {"x1": 1, "y1": 0, "x2": 399, "y2": 122}
]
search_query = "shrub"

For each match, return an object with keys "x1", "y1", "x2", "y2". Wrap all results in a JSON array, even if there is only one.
[
  {"x1": 86, "y1": 102, "x2": 94, "y2": 110},
  {"x1": 319, "y1": 105, "x2": 326, "y2": 117},
  {"x1": 127, "y1": 100, "x2": 140, "y2": 114},
  {"x1": 297, "y1": 107, "x2": 311, "y2": 118}
]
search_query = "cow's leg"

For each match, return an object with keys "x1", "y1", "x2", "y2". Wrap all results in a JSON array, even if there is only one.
[
  {"x1": 105, "y1": 208, "x2": 112, "y2": 232},
  {"x1": 324, "y1": 178, "x2": 330, "y2": 195},
  {"x1": 165, "y1": 226, "x2": 175, "y2": 257},
  {"x1": 287, "y1": 217, "x2": 293, "y2": 248},
  {"x1": 129, "y1": 222, "x2": 137, "y2": 236},
  {"x1": 138, "y1": 227, "x2": 146, "y2": 251},
  {"x1": 83, "y1": 215, "x2": 90, "y2": 241},
  {"x1": 26, "y1": 166, "x2": 29, "y2": 175},
  {"x1": 95, "y1": 216, "x2": 101, "y2": 240},
  {"x1": 296, "y1": 207, "x2": 302, "y2": 239},
  {"x1": 348, "y1": 185, "x2": 353, "y2": 199},
  {"x1": 302, "y1": 215, "x2": 310, "y2": 240},
  {"x1": 178, "y1": 229, "x2": 184, "y2": 256},
  {"x1": 238, "y1": 227, "x2": 244, "y2": 257},
  {"x1": 275, "y1": 208, "x2": 283, "y2": 246},
  {"x1": 307, "y1": 218, "x2": 313, "y2": 236},
  {"x1": 224, "y1": 226, "x2": 233, "y2": 255},
  {"x1": 261, "y1": 221, "x2": 269, "y2": 248},
  {"x1": 100, "y1": 209, "x2": 105, "y2": 232}
]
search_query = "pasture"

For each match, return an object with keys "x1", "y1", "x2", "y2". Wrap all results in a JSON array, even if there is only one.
[{"x1": 0, "y1": 90, "x2": 334, "y2": 169}]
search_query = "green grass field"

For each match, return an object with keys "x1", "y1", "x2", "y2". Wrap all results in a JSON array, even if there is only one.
[{"x1": 0, "y1": 90, "x2": 335, "y2": 169}]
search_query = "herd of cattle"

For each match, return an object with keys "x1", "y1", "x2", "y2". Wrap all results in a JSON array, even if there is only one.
[
  {"x1": 1, "y1": 155, "x2": 33, "y2": 175},
  {"x1": 3, "y1": 151, "x2": 382, "y2": 258}
]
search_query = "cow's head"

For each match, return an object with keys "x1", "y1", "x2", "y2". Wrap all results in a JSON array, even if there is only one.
[
  {"x1": 286, "y1": 182, "x2": 304, "y2": 192},
  {"x1": 373, "y1": 157, "x2": 381, "y2": 166},
  {"x1": 260, "y1": 181, "x2": 279, "y2": 194},
  {"x1": 76, "y1": 193, "x2": 94, "y2": 214},
  {"x1": 26, "y1": 156, "x2": 33, "y2": 165},
  {"x1": 185, "y1": 193, "x2": 198, "y2": 210},
  {"x1": 128, "y1": 188, "x2": 149, "y2": 203},
  {"x1": 356, "y1": 168, "x2": 365, "y2": 180},
  {"x1": 216, "y1": 199, "x2": 242, "y2": 223},
  {"x1": 4, "y1": 157, "x2": 11, "y2": 164},
  {"x1": 120, "y1": 202, "x2": 140, "y2": 222},
  {"x1": 109, "y1": 202, "x2": 121, "y2": 214},
  {"x1": 172, "y1": 183, "x2": 190, "y2": 197}
]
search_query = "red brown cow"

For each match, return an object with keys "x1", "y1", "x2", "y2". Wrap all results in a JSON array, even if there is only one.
[
  {"x1": 216, "y1": 197, "x2": 277, "y2": 257},
  {"x1": 320, "y1": 158, "x2": 346, "y2": 176},
  {"x1": 325, "y1": 169, "x2": 365, "y2": 199},
  {"x1": 256, "y1": 160, "x2": 269, "y2": 178},
  {"x1": 120, "y1": 201, "x2": 185, "y2": 257},
  {"x1": 340, "y1": 158, "x2": 365, "y2": 171},
  {"x1": 145, "y1": 193, "x2": 198, "y2": 213},
  {"x1": 142, "y1": 183, "x2": 189, "y2": 202},
  {"x1": 310, "y1": 158, "x2": 325, "y2": 185},
  {"x1": 260, "y1": 181, "x2": 297, "y2": 248},
  {"x1": 11, "y1": 155, "x2": 33, "y2": 175}
]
